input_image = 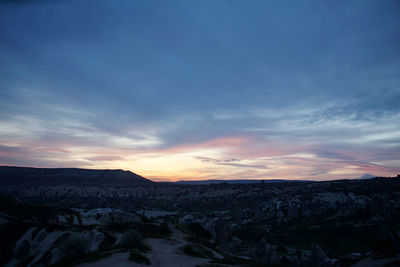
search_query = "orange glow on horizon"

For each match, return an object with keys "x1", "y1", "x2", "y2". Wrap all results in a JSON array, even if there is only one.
[{"x1": 1, "y1": 135, "x2": 398, "y2": 182}]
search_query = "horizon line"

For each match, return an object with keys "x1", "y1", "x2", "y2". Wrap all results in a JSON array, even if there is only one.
[{"x1": 1, "y1": 165, "x2": 398, "y2": 183}]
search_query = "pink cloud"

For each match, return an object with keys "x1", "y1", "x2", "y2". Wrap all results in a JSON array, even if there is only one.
[
  {"x1": 35, "y1": 147, "x2": 71, "y2": 153},
  {"x1": 86, "y1": 155, "x2": 123, "y2": 161}
]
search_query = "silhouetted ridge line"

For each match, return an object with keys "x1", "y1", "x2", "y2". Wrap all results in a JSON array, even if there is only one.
[
  {"x1": 174, "y1": 179, "x2": 313, "y2": 185},
  {"x1": 0, "y1": 166, "x2": 152, "y2": 185}
]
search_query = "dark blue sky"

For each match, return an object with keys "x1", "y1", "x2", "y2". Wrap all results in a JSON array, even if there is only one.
[{"x1": 1, "y1": 0, "x2": 400, "y2": 181}]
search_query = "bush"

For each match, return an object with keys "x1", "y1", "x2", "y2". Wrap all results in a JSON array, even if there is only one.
[
  {"x1": 212, "y1": 258, "x2": 235, "y2": 264},
  {"x1": 182, "y1": 245, "x2": 204, "y2": 258},
  {"x1": 128, "y1": 250, "x2": 150, "y2": 265},
  {"x1": 120, "y1": 230, "x2": 148, "y2": 251},
  {"x1": 233, "y1": 225, "x2": 268, "y2": 245},
  {"x1": 137, "y1": 223, "x2": 172, "y2": 238},
  {"x1": 372, "y1": 238, "x2": 398, "y2": 256},
  {"x1": 187, "y1": 222, "x2": 211, "y2": 240},
  {"x1": 58, "y1": 234, "x2": 89, "y2": 259},
  {"x1": 158, "y1": 223, "x2": 172, "y2": 237}
]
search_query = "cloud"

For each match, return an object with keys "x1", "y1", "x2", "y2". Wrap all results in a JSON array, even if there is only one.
[
  {"x1": 86, "y1": 156, "x2": 123, "y2": 161},
  {"x1": 218, "y1": 162, "x2": 268, "y2": 169},
  {"x1": 195, "y1": 156, "x2": 218, "y2": 163},
  {"x1": 195, "y1": 156, "x2": 240, "y2": 163},
  {"x1": 0, "y1": 1, "x2": 400, "y2": 180},
  {"x1": 194, "y1": 156, "x2": 268, "y2": 169}
]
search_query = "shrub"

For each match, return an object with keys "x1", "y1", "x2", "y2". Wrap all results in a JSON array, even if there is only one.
[
  {"x1": 372, "y1": 238, "x2": 397, "y2": 256},
  {"x1": 120, "y1": 230, "x2": 148, "y2": 251},
  {"x1": 58, "y1": 234, "x2": 89, "y2": 259},
  {"x1": 128, "y1": 250, "x2": 150, "y2": 265},
  {"x1": 137, "y1": 223, "x2": 172, "y2": 238},
  {"x1": 182, "y1": 245, "x2": 204, "y2": 258},
  {"x1": 187, "y1": 222, "x2": 211, "y2": 240}
]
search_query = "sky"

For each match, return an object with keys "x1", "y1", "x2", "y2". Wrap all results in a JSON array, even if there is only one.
[{"x1": 1, "y1": 0, "x2": 400, "y2": 181}]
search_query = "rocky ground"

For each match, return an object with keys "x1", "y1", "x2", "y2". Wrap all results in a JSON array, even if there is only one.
[{"x1": 1, "y1": 171, "x2": 400, "y2": 266}]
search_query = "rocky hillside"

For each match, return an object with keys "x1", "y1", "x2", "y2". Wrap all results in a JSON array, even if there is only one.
[
  {"x1": 0, "y1": 166, "x2": 152, "y2": 186},
  {"x1": 1, "y1": 167, "x2": 400, "y2": 266}
]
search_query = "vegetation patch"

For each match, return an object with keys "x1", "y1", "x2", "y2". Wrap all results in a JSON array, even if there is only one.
[
  {"x1": 182, "y1": 244, "x2": 205, "y2": 258},
  {"x1": 185, "y1": 235, "x2": 220, "y2": 252},
  {"x1": 119, "y1": 229, "x2": 149, "y2": 251},
  {"x1": 81, "y1": 250, "x2": 112, "y2": 264},
  {"x1": 268, "y1": 220, "x2": 379, "y2": 255},
  {"x1": 98, "y1": 231, "x2": 117, "y2": 251},
  {"x1": 181, "y1": 243, "x2": 217, "y2": 259},
  {"x1": 58, "y1": 234, "x2": 89, "y2": 259},
  {"x1": 137, "y1": 222, "x2": 172, "y2": 238},
  {"x1": 128, "y1": 250, "x2": 150, "y2": 265},
  {"x1": 210, "y1": 255, "x2": 259, "y2": 266},
  {"x1": 233, "y1": 224, "x2": 268, "y2": 245}
]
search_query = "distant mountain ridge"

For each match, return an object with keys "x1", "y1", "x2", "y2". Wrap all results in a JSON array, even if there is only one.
[
  {"x1": 0, "y1": 166, "x2": 152, "y2": 185},
  {"x1": 174, "y1": 179, "x2": 313, "y2": 185}
]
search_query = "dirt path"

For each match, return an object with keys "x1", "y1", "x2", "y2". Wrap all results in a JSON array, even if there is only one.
[
  {"x1": 145, "y1": 225, "x2": 208, "y2": 267},
  {"x1": 77, "y1": 225, "x2": 209, "y2": 267}
]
